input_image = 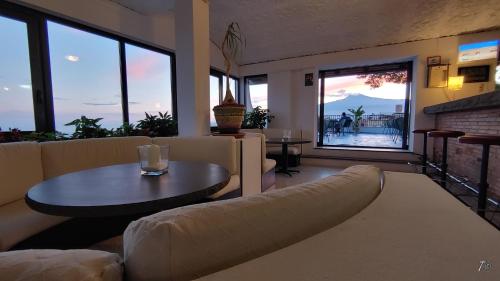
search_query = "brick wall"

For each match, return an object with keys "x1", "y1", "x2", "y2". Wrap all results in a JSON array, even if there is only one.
[{"x1": 434, "y1": 108, "x2": 500, "y2": 198}]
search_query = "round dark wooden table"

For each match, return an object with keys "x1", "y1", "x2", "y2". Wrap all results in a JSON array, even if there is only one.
[
  {"x1": 25, "y1": 161, "x2": 230, "y2": 218},
  {"x1": 266, "y1": 138, "x2": 312, "y2": 176}
]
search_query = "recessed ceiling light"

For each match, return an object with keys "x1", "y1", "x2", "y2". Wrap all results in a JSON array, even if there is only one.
[
  {"x1": 2, "y1": 87, "x2": 9, "y2": 91},
  {"x1": 65, "y1": 55, "x2": 80, "y2": 62},
  {"x1": 19, "y1": 84, "x2": 31, "y2": 89}
]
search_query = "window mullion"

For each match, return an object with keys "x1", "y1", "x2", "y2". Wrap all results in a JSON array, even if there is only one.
[{"x1": 119, "y1": 42, "x2": 129, "y2": 124}]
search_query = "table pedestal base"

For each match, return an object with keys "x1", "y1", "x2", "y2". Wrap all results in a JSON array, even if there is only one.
[{"x1": 275, "y1": 168, "x2": 300, "y2": 177}]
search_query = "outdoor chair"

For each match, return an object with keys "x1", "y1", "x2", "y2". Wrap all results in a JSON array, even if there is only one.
[{"x1": 342, "y1": 118, "x2": 353, "y2": 135}]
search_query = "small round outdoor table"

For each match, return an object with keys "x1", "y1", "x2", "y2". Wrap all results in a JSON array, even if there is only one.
[
  {"x1": 265, "y1": 138, "x2": 312, "y2": 177},
  {"x1": 25, "y1": 161, "x2": 230, "y2": 218}
]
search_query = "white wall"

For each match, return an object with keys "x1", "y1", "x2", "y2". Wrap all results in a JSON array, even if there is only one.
[
  {"x1": 240, "y1": 30, "x2": 500, "y2": 160},
  {"x1": 10, "y1": 0, "x2": 236, "y2": 75}
]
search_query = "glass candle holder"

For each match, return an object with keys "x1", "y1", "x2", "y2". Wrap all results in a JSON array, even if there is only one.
[
  {"x1": 137, "y1": 144, "x2": 169, "y2": 176},
  {"x1": 282, "y1": 129, "x2": 292, "y2": 139}
]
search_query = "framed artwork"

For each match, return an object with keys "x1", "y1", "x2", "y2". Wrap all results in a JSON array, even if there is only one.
[
  {"x1": 427, "y1": 56, "x2": 441, "y2": 66},
  {"x1": 304, "y1": 73, "x2": 314, "y2": 86},
  {"x1": 427, "y1": 64, "x2": 449, "y2": 88},
  {"x1": 458, "y1": 65, "x2": 490, "y2": 83}
]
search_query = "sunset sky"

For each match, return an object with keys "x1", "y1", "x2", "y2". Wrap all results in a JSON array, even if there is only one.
[
  {"x1": 0, "y1": 17, "x2": 173, "y2": 133},
  {"x1": 323, "y1": 75, "x2": 407, "y2": 103}
]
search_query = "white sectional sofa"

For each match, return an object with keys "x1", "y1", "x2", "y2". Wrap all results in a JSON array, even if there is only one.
[
  {"x1": 240, "y1": 132, "x2": 276, "y2": 190},
  {"x1": 0, "y1": 136, "x2": 249, "y2": 251},
  {"x1": 2, "y1": 165, "x2": 500, "y2": 280},
  {"x1": 122, "y1": 165, "x2": 500, "y2": 281}
]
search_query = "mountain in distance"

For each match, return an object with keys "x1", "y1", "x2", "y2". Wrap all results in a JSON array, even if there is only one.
[{"x1": 323, "y1": 94, "x2": 405, "y2": 116}]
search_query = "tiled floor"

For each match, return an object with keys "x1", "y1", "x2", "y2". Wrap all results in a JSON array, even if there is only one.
[
  {"x1": 322, "y1": 133, "x2": 402, "y2": 148},
  {"x1": 272, "y1": 165, "x2": 342, "y2": 190}
]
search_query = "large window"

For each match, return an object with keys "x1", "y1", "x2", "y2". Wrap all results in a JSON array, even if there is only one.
[
  {"x1": 48, "y1": 21, "x2": 122, "y2": 132},
  {"x1": 209, "y1": 74, "x2": 220, "y2": 127},
  {"x1": 209, "y1": 69, "x2": 239, "y2": 127},
  {"x1": 0, "y1": 15, "x2": 35, "y2": 131},
  {"x1": 244, "y1": 75, "x2": 268, "y2": 110},
  {"x1": 0, "y1": 1, "x2": 176, "y2": 134},
  {"x1": 126, "y1": 43, "x2": 173, "y2": 123},
  {"x1": 318, "y1": 62, "x2": 412, "y2": 149}
]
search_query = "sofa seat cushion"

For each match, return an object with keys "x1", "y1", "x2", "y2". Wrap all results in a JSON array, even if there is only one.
[
  {"x1": 197, "y1": 172, "x2": 500, "y2": 281},
  {"x1": 0, "y1": 249, "x2": 122, "y2": 281},
  {"x1": 41, "y1": 137, "x2": 152, "y2": 179},
  {"x1": 0, "y1": 200, "x2": 68, "y2": 251},
  {"x1": 263, "y1": 159, "x2": 276, "y2": 173},
  {"x1": 207, "y1": 175, "x2": 240, "y2": 199},
  {"x1": 0, "y1": 142, "x2": 43, "y2": 206},
  {"x1": 266, "y1": 146, "x2": 300, "y2": 155},
  {"x1": 123, "y1": 165, "x2": 382, "y2": 281}
]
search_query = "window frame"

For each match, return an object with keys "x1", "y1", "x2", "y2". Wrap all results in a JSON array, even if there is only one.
[
  {"x1": 0, "y1": 1, "x2": 177, "y2": 132},
  {"x1": 317, "y1": 61, "x2": 413, "y2": 150},
  {"x1": 210, "y1": 68, "x2": 240, "y2": 104},
  {"x1": 243, "y1": 74, "x2": 268, "y2": 109}
]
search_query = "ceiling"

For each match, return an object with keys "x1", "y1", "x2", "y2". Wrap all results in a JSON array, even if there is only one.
[{"x1": 110, "y1": 0, "x2": 500, "y2": 65}]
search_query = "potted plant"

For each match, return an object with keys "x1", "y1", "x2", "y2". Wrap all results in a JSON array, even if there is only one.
[
  {"x1": 242, "y1": 106, "x2": 275, "y2": 129},
  {"x1": 136, "y1": 112, "x2": 177, "y2": 137},
  {"x1": 348, "y1": 106, "x2": 365, "y2": 134},
  {"x1": 212, "y1": 22, "x2": 246, "y2": 134},
  {"x1": 64, "y1": 116, "x2": 109, "y2": 139}
]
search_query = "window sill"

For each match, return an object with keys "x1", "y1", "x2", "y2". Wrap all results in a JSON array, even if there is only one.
[{"x1": 314, "y1": 146, "x2": 410, "y2": 153}]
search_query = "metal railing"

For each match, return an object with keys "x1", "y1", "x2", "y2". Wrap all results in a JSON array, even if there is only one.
[{"x1": 324, "y1": 113, "x2": 404, "y2": 128}]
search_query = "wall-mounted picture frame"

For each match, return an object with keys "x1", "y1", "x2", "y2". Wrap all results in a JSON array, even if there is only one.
[
  {"x1": 427, "y1": 56, "x2": 441, "y2": 66},
  {"x1": 458, "y1": 65, "x2": 490, "y2": 83},
  {"x1": 427, "y1": 64, "x2": 449, "y2": 88},
  {"x1": 304, "y1": 73, "x2": 314, "y2": 86}
]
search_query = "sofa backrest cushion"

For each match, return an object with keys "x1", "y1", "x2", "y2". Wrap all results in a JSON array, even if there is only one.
[
  {"x1": 41, "y1": 137, "x2": 152, "y2": 179},
  {"x1": 123, "y1": 165, "x2": 383, "y2": 281},
  {"x1": 152, "y1": 136, "x2": 238, "y2": 175},
  {"x1": 0, "y1": 142, "x2": 43, "y2": 206}
]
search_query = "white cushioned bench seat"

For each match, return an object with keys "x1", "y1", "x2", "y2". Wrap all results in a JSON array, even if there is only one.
[
  {"x1": 0, "y1": 200, "x2": 66, "y2": 252},
  {"x1": 153, "y1": 136, "x2": 240, "y2": 198},
  {"x1": 197, "y1": 172, "x2": 500, "y2": 281},
  {"x1": 263, "y1": 158, "x2": 276, "y2": 173},
  {"x1": 0, "y1": 142, "x2": 68, "y2": 251},
  {"x1": 123, "y1": 165, "x2": 382, "y2": 281},
  {"x1": 0, "y1": 249, "x2": 122, "y2": 281}
]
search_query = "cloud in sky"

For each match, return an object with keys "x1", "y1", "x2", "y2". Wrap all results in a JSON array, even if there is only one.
[
  {"x1": 127, "y1": 53, "x2": 164, "y2": 80},
  {"x1": 53, "y1": 96, "x2": 70, "y2": 101},
  {"x1": 83, "y1": 102, "x2": 120, "y2": 106}
]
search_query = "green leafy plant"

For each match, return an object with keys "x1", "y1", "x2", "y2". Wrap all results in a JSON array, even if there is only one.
[
  {"x1": 136, "y1": 112, "x2": 177, "y2": 137},
  {"x1": 348, "y1": 106, "x2": 366, "y2": 132},
  {"x1": 242, "y1": 106, "x2": 275, "y2": 129},
  {"x1": 0, "y1": 128, "x2": 23, "y2": 143},
  {"x1": 23, "y1": 131, "x2": 67, "y2": 142},
  {"x1": 65, "y1": 116, "x2": 108, "y2": 139},
  {"x1": 221, "y1": 22, "x2": 245, "y2": 104},
  {"x1": 109, "y1": 122, "x2": 139, "y2": 137}
]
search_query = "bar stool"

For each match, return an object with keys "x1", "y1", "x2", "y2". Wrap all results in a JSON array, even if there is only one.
[
  {"x1": 458, "y1": 134, "x2": 500, "y2": 217},
  {"x1": 428, "y1": 130, "x2": 465, "y2": 187},
  {"x1": 412, "y1": 129, "x2": 436, "y2": 174}
]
